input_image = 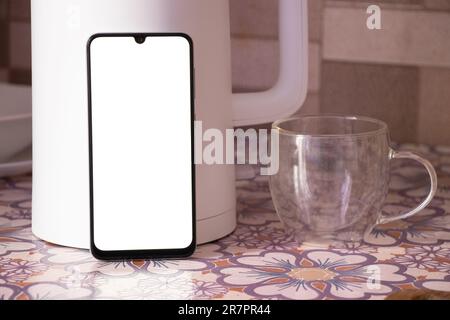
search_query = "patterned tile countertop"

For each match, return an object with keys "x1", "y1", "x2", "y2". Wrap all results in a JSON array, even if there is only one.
[{"x1": 1, "y1": 144, "x2": 450, "y2": 300}]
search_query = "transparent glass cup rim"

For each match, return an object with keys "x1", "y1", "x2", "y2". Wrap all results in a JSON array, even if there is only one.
[{"x1": 272, "y1": 115, "x2": 389, "y2": 138}]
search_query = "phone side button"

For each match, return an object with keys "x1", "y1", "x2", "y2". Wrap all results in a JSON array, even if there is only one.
[{"x1": 193, "y1": 67, "x2": 196, "y2": 100}]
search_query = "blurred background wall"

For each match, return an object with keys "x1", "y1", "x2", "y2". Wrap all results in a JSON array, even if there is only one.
[
  {"x1": 0, "y1": 0, "x2": 449, "y2": 144},
  {"x1": 231, "y1": 0, "x2": 450, "y2": 145}
]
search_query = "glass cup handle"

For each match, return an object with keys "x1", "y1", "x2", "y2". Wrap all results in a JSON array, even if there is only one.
[{"x1": 378, "y1": 149, "x2": 438, "y2": 224}]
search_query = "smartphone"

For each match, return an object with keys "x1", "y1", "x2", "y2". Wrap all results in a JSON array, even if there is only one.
[{"x1": 87, "y1": 33, "x2": 195, "y2": 260}]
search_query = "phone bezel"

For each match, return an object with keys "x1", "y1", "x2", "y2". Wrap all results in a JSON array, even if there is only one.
[{"x1": 87, "y1": 33, "x2": 196, "y2": 260}]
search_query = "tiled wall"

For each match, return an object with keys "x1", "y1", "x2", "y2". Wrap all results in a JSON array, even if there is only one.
[
  {"x1": 0, "y1": 0, "x2": 30, "y2": 84},
  {"x1": 1, "y1": 0, "x2": 449, "y2": 145},
  {"x1": 231, "y1": 0, "x2": 450, "y2": 145}
]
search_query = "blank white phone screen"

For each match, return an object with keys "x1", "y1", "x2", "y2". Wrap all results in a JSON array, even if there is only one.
[{"x1": 90, "y1": 36, "x2": 193, "y2": 251}]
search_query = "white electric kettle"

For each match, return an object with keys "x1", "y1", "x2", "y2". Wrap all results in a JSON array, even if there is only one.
[{"x1": 31, "y1": 0, "x2": 308, "y2": 248}]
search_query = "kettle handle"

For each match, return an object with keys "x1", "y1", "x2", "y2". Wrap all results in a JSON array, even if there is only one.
[{"x1": 232, "y1": 0, "x2": 308, "y2": 126}]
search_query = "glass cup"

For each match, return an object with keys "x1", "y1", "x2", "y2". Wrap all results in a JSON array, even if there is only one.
[{"x1": 269, "y1": 115, "x2": 437, "y2": 245}]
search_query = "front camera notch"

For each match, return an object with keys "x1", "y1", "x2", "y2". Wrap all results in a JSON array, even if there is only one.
[{"x1": 135, "y1": 36, "x2": 146, "y2": 44}]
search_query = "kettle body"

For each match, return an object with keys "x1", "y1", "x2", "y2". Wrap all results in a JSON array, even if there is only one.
[{"x1": 31, "y1": 0, "x2": 308, "y2": 248}]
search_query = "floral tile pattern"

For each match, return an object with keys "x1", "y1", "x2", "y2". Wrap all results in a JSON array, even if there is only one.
[{"x1": 1, "y1": 144, "x2": 450, "y2": 300}]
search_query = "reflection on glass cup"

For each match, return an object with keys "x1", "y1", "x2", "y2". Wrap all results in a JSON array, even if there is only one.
[{"x1": 269, "y1": 115, "x2": 437, "y2": 245}]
